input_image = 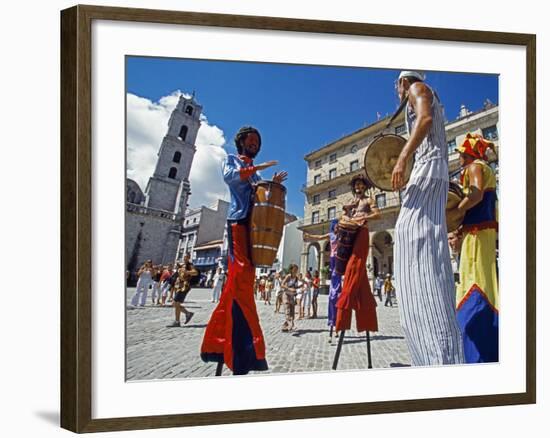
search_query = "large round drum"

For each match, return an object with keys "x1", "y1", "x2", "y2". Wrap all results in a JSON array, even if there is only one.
[
  {"x1": 250, "y1": 181, "x2": 286, "y2": 267},
  {"x1": 334, "y1": 218, "x2": 360, "y2": 275},
  {"x1": 363, "y1": 134, "x2": 413, "y2": 191},
  {"x1": 446, "y1": 181, "x2": 465, "y2": 232}
]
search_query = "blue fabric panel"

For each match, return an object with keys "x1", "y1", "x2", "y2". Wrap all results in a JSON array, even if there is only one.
[
  {"x1": 463, "y1": 190, "x2": 497, "y2": 225},
  {"x1": 231, "y1": 301, "x2": 268, "y2": 375},
  {"x1": 457, "y1": 288, "x2": 499, "y2": 363}
]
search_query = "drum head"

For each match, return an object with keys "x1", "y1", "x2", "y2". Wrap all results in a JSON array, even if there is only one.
[
  {"x1": 256, "y1": 180, "x2": 287, "y2": 193},
  {"x1": 364, "y1": 134, "x2": 412, "y2": 191},
  {"x1": 446, "y1": 183, "x2": 465, "y2": 232}
]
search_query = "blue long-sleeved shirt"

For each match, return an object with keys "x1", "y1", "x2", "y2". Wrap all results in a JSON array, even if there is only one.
[{"x1": 223, "y1": 154, "x2": 261, "y2": 221}]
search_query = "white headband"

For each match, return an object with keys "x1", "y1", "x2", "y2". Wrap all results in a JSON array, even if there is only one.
[{"x1": 398, "y1": 70, "x2": 426, "y2": 81}]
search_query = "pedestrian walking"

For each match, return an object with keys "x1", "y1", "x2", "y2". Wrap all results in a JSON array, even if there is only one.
[
  {"x1": 373, "y1": 275, "x2": 383, "y2": 302},
  {"x1": 296, "y1": 273, "x2": 305, "y2": 319},
  {"x1": 311, "y1": 270, "x2": 320, "y2": 318},
  {"x1": 211, "y1": 267, "x2": 225, "y2": 303},
  {"x1": 258, "y1": 276, "x2": 266, "y2": 302},
  {"x1": 384, "y1": 274, "x2": 394, "y2": 307},
  {"x1": 274, "y1": 271, "x2": 284, "y2": 313},
  {"x1": 205, "y1": 269, "x2": 214, "y2": 288},
  {"x1": 264, "y1": 276, "x2": 272, "y2": 305},
  {"x1": 281, "y1": 264, "x2": 300, "y2": 332},
  {"x1": 151, "y1": 264, "x2": 162, "y2": 305},
  {"x1": 302, "y1": 271, "x2": 313, "y2": 318},
  {"x1": 159, "y1": 264, "x2": 173, "y2": 306},
  {"x1": 166, "y1": 253, "x2": 198, "y2": 327},
  {"x1": 130, "y1": 260, "x2": 154, "y2": 307}
]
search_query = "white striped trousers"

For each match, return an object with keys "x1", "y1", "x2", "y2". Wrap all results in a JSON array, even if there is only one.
[{"x1": 394, "y1": 176, "x2": 464, "y2": 366}]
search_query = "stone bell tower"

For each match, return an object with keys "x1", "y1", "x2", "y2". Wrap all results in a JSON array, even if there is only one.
[{"x1": 144, "y1": 94, "x2": 202, "y2": 216}]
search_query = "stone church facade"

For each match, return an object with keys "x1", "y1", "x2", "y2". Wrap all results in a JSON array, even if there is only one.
[{"x1": 126, "y1": 95, "x2": 202, "y2": 280}]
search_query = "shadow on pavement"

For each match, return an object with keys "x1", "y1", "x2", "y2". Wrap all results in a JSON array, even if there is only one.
[
  {"x1": 340, "y1": 335, "x2": 405, "y2": 345},
  {"x1": 290, "y1": 328, "x2": 329, "y2": 337}
]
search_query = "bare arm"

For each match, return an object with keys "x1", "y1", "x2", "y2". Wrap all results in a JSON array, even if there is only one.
[
  {"x1": 392, "y1": 83, "x2": 434, "y2": 190},
  {"x1": 303, "y1": 232, "x2": 330, "y2": 241},
  {"x1": 457, "y1": 163, "x2": 484, "y2": 213},
  {"x1": 400, "y1": 83, "x2": 433, "y2": 161},
  {"x1": 186, "y1": 266, "x2": 199, "y2": 277},
  {"x1": 365, "y1": 198, "x2": 381, "y2": 220}
]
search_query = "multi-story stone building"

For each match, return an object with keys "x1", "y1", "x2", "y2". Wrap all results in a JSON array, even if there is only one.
[
  {"x1": 299, "y1": 101, "x2": 499, "y2": 280},
  {"x1": 126, "y1": 95, "x2": 202, "y2": 282},
  {"x1": 177, "y1": 199, "x2": 229, "y2": 273}
]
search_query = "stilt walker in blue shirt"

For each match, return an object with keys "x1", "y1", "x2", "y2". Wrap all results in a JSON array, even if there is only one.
[{"x1": 200, "y1": 126, "x2": 288, "y2": 375}]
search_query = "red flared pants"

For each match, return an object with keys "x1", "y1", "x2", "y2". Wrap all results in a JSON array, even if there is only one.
[
  {"x1": 200, "y1": 223, "x2": 267, "y2": 373},
  {"x1": 335, "y1": 225, "x2": 378, "y2": 332}
]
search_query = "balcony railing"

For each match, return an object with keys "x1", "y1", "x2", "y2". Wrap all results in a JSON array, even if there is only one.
[
  {"x1": 302, "y1": 167, "x2": 364, "y2": 193},
  {"x1": 299, "y1": 198, "x2": 400, "y2": 230},
  {"x1": 194, "y1": 256, "x2": 219, "y2": 267},
  {"x1": 126, "y1": 203, "x2": 181, "y2": 221}
]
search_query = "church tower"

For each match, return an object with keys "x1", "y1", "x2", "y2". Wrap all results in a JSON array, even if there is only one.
[{"x1": 144, "y1": 94, "x2": 202, "y2": 216}]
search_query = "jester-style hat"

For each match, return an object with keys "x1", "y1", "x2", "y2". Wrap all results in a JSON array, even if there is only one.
[{"x1": 456, "y1": 133, "x2": 495, "y2": 161}]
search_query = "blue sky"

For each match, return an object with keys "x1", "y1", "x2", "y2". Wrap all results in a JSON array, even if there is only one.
[{"x1": 126, "y1": 56, "x2": 498, "y2": 216}]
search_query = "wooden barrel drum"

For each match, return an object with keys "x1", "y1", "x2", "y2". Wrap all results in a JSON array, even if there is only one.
[
  {"x1": 363, "y1": 134, "x2": 413, "y2": 191},
  {"x1": 250, "y1": 181, "x2": 287, "y2": 267},
  {"x1": 334, "y1": 218, "x2": 360, "y2": 275},
  {"x1": 446, "y1": 181, "x2": 465, "y2": 232}
]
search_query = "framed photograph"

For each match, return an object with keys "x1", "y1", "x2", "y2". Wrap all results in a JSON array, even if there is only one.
[{"x1": 60, "y1": 4, "x2": 536, "y2": 433}]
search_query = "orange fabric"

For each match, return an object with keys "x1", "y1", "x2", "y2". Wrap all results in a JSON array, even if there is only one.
[
  {"x1": 335, "y1": 226, "x2": 378, "y2": 332},
  {"x1": 456, "y1": 133, "x2": 494, "y2": 161},
  {"x1": 200, "y1": 223, "x2": 266, "y2": 370},
  {"x1": 462, "y1": 220, "x2": 498, "y2": 234},
  {"x1": 456, "y1": 283, "x2": 499, "y2": 314},
  {"x1": 239, "y1": 166, "x2": 258, "y2": 180}
]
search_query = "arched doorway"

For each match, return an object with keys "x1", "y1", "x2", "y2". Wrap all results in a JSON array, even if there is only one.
[
  {"x1": 306, "y1": 243, "x2": 320, "y2": 273},
  {"x1": 371, "y1": 231, "x2": 394, "y2": 276}
]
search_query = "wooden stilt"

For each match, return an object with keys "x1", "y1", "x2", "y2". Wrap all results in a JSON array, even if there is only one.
[
  {"x1": 366, "y1": 331, "x2": 373, "y2": 369},
  {"x1": 215, "y1": 361, "x2": 224, "y2": 376},
  {"x1": 332, "y1": 330, "x2": 346, "y2": 370}
]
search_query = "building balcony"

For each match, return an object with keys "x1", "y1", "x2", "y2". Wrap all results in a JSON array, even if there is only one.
[
  {"x1": 193, "y1": 256, "x2": 219, "y2": 267},
  {"x1": 299, "y1": 197, "x2": 401, "y2": 233},
  {"x1": 301, "y1": 167, "x2": 364, "y2": 194},
  {"x1": 126, "y1": 203, "x2": 182, "y2": 221}
]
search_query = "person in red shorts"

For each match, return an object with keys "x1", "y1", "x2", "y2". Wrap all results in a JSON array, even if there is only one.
[
  {"x1": 200, "y1": 126, "x2": 287, "y2": 375},
  {"x1": 335, "y1": 175, "x2": 380, "y2": 334}
]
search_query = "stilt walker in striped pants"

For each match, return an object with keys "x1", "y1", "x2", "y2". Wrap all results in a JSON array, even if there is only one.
[{"x1": 391, "y1": 71, "x2": 464, "y2": 366}]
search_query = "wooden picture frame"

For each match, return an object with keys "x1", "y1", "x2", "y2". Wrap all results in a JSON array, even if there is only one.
[{"x1": 60, "y1": 4, "x2": 536, "y2": 433}]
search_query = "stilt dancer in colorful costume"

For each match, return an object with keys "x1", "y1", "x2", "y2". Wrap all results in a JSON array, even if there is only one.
[
  {"x1": 200, "y1": 126, "x2": 287, "y2": 375},
  {"x1": 448, "y1": 133, "x2": 499, "y2": 363},
  {"x1": 391, "y1": 71, "x2": 464, "y2": 366},
  {"x1": 331, "y1": 176, "x2": 380, "y2": 370},
  {"x1": 303, "y1": 219, "x2": 341, "y2": 342},
  {"x1": 335, "y1": 175, "x2": 380, "y2": 334}
]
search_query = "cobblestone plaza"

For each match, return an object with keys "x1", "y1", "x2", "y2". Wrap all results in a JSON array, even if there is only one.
[{"x1": 126, "y1": 287, "x2": 411, "y2": 380}]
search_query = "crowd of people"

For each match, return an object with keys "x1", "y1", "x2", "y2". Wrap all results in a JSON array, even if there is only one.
[
  {"x1": 129, "y1": 251, "x2": 399, "y2": 340},
  {"x1": 254, "y1": 268, "x2": 321, "y2": 332},
  {"x1": 128, "y1": 253, "x2": 199, "y2": 327}
]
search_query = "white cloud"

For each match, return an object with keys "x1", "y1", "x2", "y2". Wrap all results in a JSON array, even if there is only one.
[{"x1": 126, "y1": 90, "x2": 229, "y2": 210}]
